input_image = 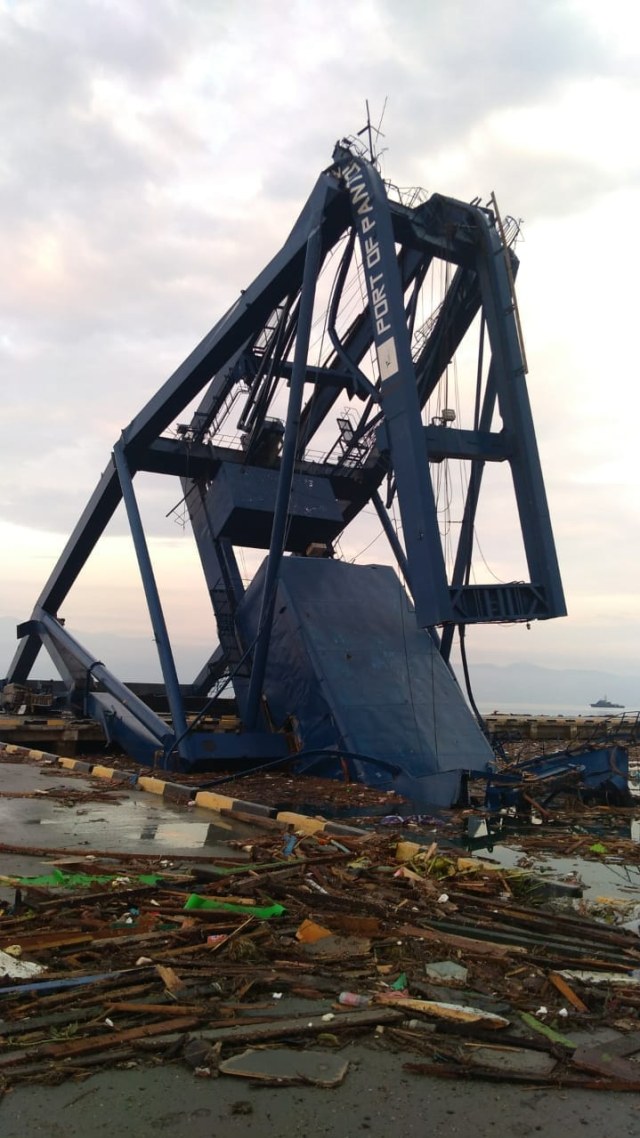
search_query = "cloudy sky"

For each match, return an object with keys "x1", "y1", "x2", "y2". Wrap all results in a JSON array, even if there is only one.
[{"x1": 1, "y1": 0, "x2": 639, "y2": 690}]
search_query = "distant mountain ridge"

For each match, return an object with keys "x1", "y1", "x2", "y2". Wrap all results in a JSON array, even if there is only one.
[
  {"x1": 466, "y1": 661, "x2": 640, "y2": 707},
  {"x1": 1, "y1": 611, "x2": 638, "y2": 710}
]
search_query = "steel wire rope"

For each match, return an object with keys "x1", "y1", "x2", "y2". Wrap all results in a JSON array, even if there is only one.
[
  {"x1": 442, "y1": 351, "x2": 464, "y2": 577},
  {"x1": 171, "y1": 425, "x2": 309, "y2": 753},
  {"x1": 307, "y1": 241, "x2": 376, "y2": 467},
  {"x1": 296, "y1": 229, "x2": 362, "y2": 466},
  {"x1": 335, "y1": 231, "x2": 384, "y2": 551},
  {"x1": 423, "y1": 265, "x2": 481, "y2": 732},
  {"x1": 458, "y1": 623, "x2": 485, "y2": 730},
  {"x1": 471, "y1": 530, "x2": 507, "y2": 584},
  {"x1": 456, "y1": 313, "x2": 487, "y2": 590},
  {"x1": 242, "y1": 232, "x2": 349, "y2": 700},
  {"x1": 232, "y1": 255, "x2": 343, "y2": 734},
  {"x1": 167, "y1": 238, "x2": 354, "y2": 744},
  {"x1": 330, "y1": 240, "x2": 382, "y2": 472},
  {"x1": 326, "y1": 228, "x2": 416, "y2": 472},
  {"x1": 196, "y1": 747, "x2": 402, "y2": 790},
  {"x1": 433, "y1": 261, "x2": 454, "y2": 564},
  {"x1": 307, "y1": 234, "x2": 350, "y2": 355},
  {"x1": 423, "y1": 256, "x2": 438, "y2": 432},
  {"x1": 348, "y1": 527, "x2": 385, "y2": 564},
  {"x1": 173, "y1": 263, "x2": 327, "y2": 753},
  {"x1": 325, "y1": 238, "x2": 375, "y2": 541},
  {"x1": 319, "y1": 235, "x2": 378, "y2": 472},
  {"x1": 452, "y1": 313, "x2": 490, "y2": 725},
  {"x1": 241, "y1": 248, "x2": 340, "y2": 463},
  {"x1": 297, "y1": 234, "x2": 334, "y2": 461}
]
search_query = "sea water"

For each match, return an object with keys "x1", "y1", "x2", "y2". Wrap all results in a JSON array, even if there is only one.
[{"x1": 476, "y1": 701, "x2": 640, "y2": 718}]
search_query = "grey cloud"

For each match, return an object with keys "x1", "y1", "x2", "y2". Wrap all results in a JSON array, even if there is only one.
[
  {"x1": 462, "y1": 148, "x2": 628, "y2": 221},
  {"x1": 3, "y1": 0, "x2": 229, "y2": 87},
  {"x1": 376, "y1": 0, "x2": 610, "y2": 124}
]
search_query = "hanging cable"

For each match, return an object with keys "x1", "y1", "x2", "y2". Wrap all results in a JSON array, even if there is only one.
[{"x1": 458, "y1": 625, "x2": 485, "y2": 731}]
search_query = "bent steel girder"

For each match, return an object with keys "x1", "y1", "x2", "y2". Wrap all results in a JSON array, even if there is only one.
[{"x1": 6, "y1": 140, "x2": 565, "y2": 771}]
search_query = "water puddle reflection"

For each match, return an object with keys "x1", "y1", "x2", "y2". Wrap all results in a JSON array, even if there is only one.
[
  {"x1": 20, "y1": 796, "x2": 255, "y2": 856},
  {"x1": 464, "y1": 813, "x2": 640, "y2": 901}
]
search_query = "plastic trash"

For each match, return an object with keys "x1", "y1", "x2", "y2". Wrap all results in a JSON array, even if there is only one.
[
  {"x1": 0, "y1": 948, "x2": 46, "y2": 979},
  {"x1": 283, "y1": 834, "x2": 298, "y2": 856},
  {"x1": 338, "y1": 992, "x2": 370, "y2": 1007},
  {"x1": 183, "y1": 894, "x2": 285, "y2": 919},
  {"x1": 0, "y1": 868, "x2": 160, "y2": 889},
  {"x1": 296, "y1": 918, "x2": 333, "y2": 943}
]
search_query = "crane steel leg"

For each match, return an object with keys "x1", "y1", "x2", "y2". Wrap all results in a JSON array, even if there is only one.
[{"x1": 113, "y1": 441, "x2": 191, "y2": 762}]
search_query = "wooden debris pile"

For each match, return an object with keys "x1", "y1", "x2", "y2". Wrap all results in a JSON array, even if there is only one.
[{"x1": 1, "y1": 830, "x2": 640, "y2": 1092}]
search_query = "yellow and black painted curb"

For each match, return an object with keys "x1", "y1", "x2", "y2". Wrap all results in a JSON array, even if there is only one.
[
  {"x1": 0, "y1": 741, "x2": 61, "y2": 763},
  {"x1": 0, "y1": 741, "x2": 366, "y2": 837}
]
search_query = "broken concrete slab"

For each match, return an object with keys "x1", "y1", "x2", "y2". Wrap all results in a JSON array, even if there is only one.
[
  {"x1": 219, "y1": 1047, "x2": 349, "y2": 1086},
  {"x1": 467, "y1": 1045, "x2": 557, "y2": 1076},
  {"x1": 425, "y1": 960, "x2": 468, "y2": 985}
]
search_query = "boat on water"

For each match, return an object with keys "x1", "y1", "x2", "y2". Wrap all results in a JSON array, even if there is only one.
[{"x1": 590, "y1": 696, "x2": 624, "y2": 709}]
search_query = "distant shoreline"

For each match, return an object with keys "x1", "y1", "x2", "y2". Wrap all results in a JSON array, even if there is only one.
[{"x1": 476, "y1": 702, "x2": 639, "y2": 718}]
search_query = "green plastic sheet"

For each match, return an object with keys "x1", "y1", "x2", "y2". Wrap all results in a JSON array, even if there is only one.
[
  {"x1": 0, "y1": 868, "x2": 160, "y2": 889},
  {"x1": 183, "y1": 893, "x2": 285, "y2": 919}
]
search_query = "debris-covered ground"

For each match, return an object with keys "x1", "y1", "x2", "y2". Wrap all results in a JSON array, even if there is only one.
[{"x1": 1, "y1": 748, "x2": 640, "y2": 1110}]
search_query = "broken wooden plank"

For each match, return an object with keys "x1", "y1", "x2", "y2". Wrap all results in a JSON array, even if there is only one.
[
  {"x1": 571, "y1": 1033, "x2": 640, "y2": 1086},
  {"x1": 0, "y1": 931, "x2": 93, "y2": 952},
  {"x1": 548, "y1": 970, "x2": 589, "y2": 1013},
  {"x1": 40, "y1": 1017, "x2": 201, "y2": 1060},
  {"x1": 104, "y1": 1002, "x2": 209, "y2": 1017},
  {"x1": 403, "y1": 1059, "x2": 640, "y2": 1091},
  {"x1": 397, "y1": 923, "x2": 524, "y2": 957},
  {"x1": 134, "y1": 1006, "x2": 405, "y2": 1051},
  {"x1": 0, "y1": 1005, "x2": 106, "y2": 1037},
  {"x1": 155, "y1": 965, "x2": 184, "y2": 994},
  {"x1": 376, "y1": 996, "x2": 509, "y2": 1029}
]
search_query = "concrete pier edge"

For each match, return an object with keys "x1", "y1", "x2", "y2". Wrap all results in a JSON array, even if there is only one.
[{"x1": 0, "y1": 741, "x2": 367, "y2": 838}]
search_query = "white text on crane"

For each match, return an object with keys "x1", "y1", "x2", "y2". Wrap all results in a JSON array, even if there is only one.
[{"x1": 341, "y1": 159, "x2": 398, "y2": 380}]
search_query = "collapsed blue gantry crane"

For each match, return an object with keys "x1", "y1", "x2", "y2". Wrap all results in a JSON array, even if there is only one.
[{"x1": 5, "y1": 140, "x2": 566, "y2": 806}]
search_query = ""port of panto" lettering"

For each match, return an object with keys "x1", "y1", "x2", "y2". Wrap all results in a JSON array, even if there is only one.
[{"x1": 340, "y1": 160, "x2": 392, "y2": 340}]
